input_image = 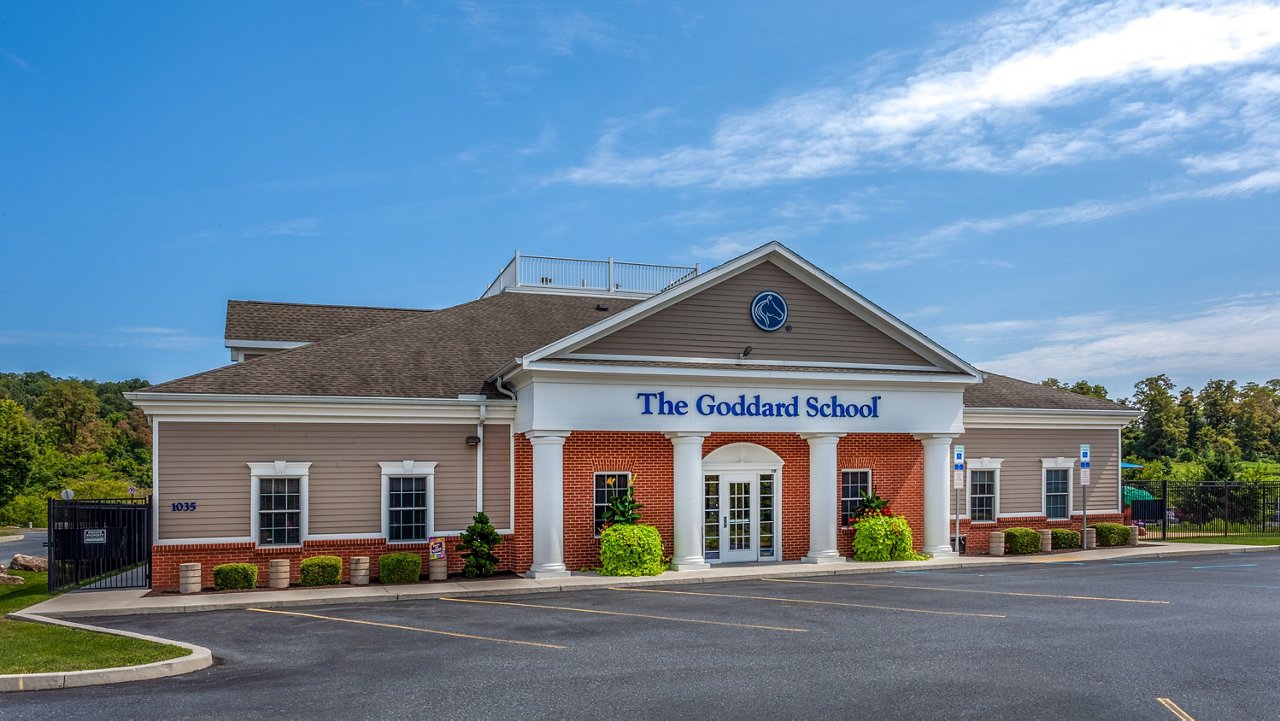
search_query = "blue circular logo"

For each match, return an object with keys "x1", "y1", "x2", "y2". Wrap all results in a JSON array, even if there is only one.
[{"x1": 750, "y1": 291, "x2": 788, "y2": 332}]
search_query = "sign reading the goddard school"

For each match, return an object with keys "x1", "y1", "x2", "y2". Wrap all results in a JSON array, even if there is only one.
[{"x1": 638, "y1": 391, "x2": 881, "y2": 419}]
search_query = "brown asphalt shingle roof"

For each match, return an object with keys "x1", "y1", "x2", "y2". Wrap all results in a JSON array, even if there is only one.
[
  {"x1": 149, "y1": 293, "x2": 641, "y2": 399},
  {"x1": 964, "y1": 373, "x2": 1131, "y2": 412},
  {"x1": 153, "y1": 294, "x2": 1133, "y2": 414},
  {"x1": 225, "y1": 300, "x2": 432, "y2": 343}
]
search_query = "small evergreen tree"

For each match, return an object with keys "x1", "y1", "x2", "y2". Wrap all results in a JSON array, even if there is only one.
[{"x1": 456, "y1": 511, "x2": 502, "y2": 578}]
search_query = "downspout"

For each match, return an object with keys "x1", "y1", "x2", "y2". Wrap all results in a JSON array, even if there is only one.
[{"x1": 476, "y1": 402, "x2": 486, "y2": 514}]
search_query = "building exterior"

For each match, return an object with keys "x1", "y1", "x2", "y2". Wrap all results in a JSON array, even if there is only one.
[{"x1": 128, "y1": 243, "x2": 1138, "y2": 589}]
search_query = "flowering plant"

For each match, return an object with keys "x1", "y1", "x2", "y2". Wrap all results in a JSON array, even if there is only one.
[{"x1": 846, "y1": 491, "x2": 891, "y2": 526}]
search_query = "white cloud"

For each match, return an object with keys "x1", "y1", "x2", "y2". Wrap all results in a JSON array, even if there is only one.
[
  {"x1": 970, "y1": 297, "x2": 1280, "y2": 385},
  {"x1": 244, "y1": 217, "x2": 322, "y2": 238},
  {"x1": 558, "y1": 1, "x2": 1280, "y2": 188}
]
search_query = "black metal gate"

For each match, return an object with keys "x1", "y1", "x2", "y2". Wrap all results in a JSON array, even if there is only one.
[
  {"x1": 47, "y1": 498, "x2": 151, "y2": 593},
  {"x1": 1126, "y1": 479, "x2": 1280, "y2": 543}
]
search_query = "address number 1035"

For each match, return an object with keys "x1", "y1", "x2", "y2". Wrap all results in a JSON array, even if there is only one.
[{"x1": 170, "y1": 502, "x2": 197, "y2": 512}]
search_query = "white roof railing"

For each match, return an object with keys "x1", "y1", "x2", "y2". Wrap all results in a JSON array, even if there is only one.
[{"x1": 481, "y1": 252, "x2": 699, "y2": 298}]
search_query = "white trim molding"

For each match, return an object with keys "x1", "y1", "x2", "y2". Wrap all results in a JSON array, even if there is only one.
[
  {"x1": 248, "y1": 461, "x2": 312, "y2": 547},
  {"x1": 967, "y1": 458, "x2": 1002, "y2": 524},
  {"x1": 379, "y1": 460, "x2": 438, "y2": 544},
  {"x1": 1041, "y1": 457, "x2": 1076, "y2": 520}
]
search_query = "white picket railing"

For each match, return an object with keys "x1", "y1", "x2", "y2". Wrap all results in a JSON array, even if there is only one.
[{"x1": 482, "y1": 252, "x2": 699, "y2": 297}]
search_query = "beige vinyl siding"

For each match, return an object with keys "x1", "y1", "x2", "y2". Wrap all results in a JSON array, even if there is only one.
[
  {"x1": 950, "y1": 428, "x2": 1119, "y2": 517},
  {"x1": 157, "y1": 422, "x2": 512, "y2": 541},
  {"x1": 576, "y1": 261, "x2": 934, "y2": 366},
  {"x1": 482, "y1": 427, "x2": 512, "y2": 530}
]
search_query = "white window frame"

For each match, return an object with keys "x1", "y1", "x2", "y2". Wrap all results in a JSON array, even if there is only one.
[
  {"x1": 594, "y1": 471, "x2": 632, "y2": 537},
  {"x1": 966, "y1": 458, "x2": 1002, "y2": 524},
  {"x1": 1041, "y1": 457, "x2": 1076, "y2": 520},
  {"x1": 248, "y1": 461, "x2": 311, "y2": 547},
  {"x1": 380, "y1": 460, "x2": 437, "y2": 544},
  {"x1": 839, "y1": 468, "x2": 873, "y2": 529}
]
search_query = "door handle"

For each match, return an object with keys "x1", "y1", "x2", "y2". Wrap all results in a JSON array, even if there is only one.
[{"x1": 722, "y1": 515, "x2": 727, "y2": 528}]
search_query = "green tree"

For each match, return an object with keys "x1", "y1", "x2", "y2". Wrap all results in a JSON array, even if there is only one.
[
  {"x1": 1040, "y1": 378, "x2": 1110, "y2": 400},
  {"x1": 1178, "y1": 387, "x2": 1204, "y2": 453},
  {"x1": 1234, "y1": 383, "x2": 1279, "y2": 461},
  {"x1": 34, "y1": 379, "x2": 100, "y2": 450},
  {"x1": 1132, "y1": 374, "x2": 1187, "y2": 460},
  {"x1": 0, "y1": 400, "x2": 36, "y2": 507},
  {"x1": 1198, "y1": 379, "x2": 1239, "y2": 445},
  {"x1": 456, "y1": 511, "x2": 502, "y2": 578}
]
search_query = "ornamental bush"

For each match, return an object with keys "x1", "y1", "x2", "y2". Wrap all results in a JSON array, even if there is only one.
[
  {"x1": 1051, "y1": 529, "x2": 1081, "y2": 549},
  {"x1": 599, "y1": 523, "x2": 665, "y2": 576},
  {"x1": 1093, "y1": 522, "x2": 1131, "y2": 547},
  {"x1": 457, "y1": 512, "x2": 502, "y2": 578},
  {"x1": 300, "y1": 555, "x2": 342, "y2": 586},
  {"x1": 852, "y1": 515, "x2": 926, "y2": 562},
  {"x1": 378, "y1": 552, "x2": 422, "y2": 584},
  {"x1": 212, "y1": 562, "x2": 258, "y2": 591},
  {"x1": 1003, "y1": 527, "x2": 1041, "y2": 555}
]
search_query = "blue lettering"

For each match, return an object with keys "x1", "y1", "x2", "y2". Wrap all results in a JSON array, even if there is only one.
[
  {"x1": 674, "y1": 400, "x2": 688, "y2": 415},
  {"x1": 805, "y1": 396, "x2": 820, "y2": 417},
  {"x1": 638, "y1": 392, "x2": 658, "y2": 415},
  {"x1": 696, "y1": 394, "x2": 716, "y2": 415}
]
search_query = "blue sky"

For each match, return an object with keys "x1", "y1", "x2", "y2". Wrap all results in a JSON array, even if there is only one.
[{"x1": 3, "y1": 0, "x2": 1280, "y2": 399}]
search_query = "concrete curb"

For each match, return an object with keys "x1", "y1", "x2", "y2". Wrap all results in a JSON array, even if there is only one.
[
  {"x1": 0, "y1": 534, "x2": 26, "y2": 545},
  {"x1": 0, "y1": 611, "x2": 213, "y2": 692},
  {"x1": 24, "y1": 542, "x2": 1278, "y2": 619}
]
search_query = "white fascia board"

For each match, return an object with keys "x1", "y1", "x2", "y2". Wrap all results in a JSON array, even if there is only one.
[
  {"x1": 561, "y1": 352, "x2": 947, "y2": 373},
  {"x1": 126, "y1": 392, "x2": 517, "y2": 423},
  {"x1": 963, "y1": 407, "x2": 1140, "y2": 430},
  {"x1": 515, "y1": 360, "x2": 979, "y2": 389},
  {"x1": 517, "y1": 242, "x2": 983, "y2": 379},
  {"x1": 224, "y1": 339, "x2": 310, "y2": 350}
]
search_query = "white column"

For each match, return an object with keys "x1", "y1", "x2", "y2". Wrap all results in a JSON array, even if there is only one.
[
  {"x1": 528, "y1": 430, "x2": 571, "y2": 579},
  {"x1": 801, "y1": 433, "x2": 845, "y2": 563},
  {"x1": 666, "y1": 432, "x2": 710, "y2": 571},
  {"x1": 916, "y1": 434, "x2": 957, "y2": 557}
]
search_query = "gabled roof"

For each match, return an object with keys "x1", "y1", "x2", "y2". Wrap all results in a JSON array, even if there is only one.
[
  {"x1": 225, "y1": 300, "x2": 432, "y2": 344},
  {"x1": 147, "y1": 293, "x2": 641, "y2": 398},
  {"x1": 965, "y1": 373, "x2": 1132, "y2": 412},
  {"x1": 521, "y1": 242, "x2": 982, "y2": 379}
]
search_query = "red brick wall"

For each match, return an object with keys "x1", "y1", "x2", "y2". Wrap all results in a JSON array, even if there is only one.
[
  {"x1": 835, "y1": 434, "x2": 926, "y2": 556},
  {"x1": 957, "y1": 514, "x2": 1126, "y2": 554}
]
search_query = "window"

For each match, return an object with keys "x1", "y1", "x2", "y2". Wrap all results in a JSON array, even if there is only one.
[
  {"x1": 1042, "y1": 457, "x2": 1075, "y2": 520},
  {"x1": 840, "y1": 469, "x2": 872, "y2": 527},
  {"x1": 594, "y1": 472, "x2": 631, "y2": 535},
  {"x1": 388, "y1": 477, "x2": 429, "y2": 541},
  {"x1": 969, "y1": 471, "x2": 996, "y2": 522},
  {"x1": 248, "y1": 461, "x2": 311, "y2": 547},
  {"x1": 380, "y1": 461, "x2": 437, "y2": 542}
]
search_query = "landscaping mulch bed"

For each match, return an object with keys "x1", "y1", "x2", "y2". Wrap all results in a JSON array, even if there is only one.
[{"x1": 143, "y1": 570, "x2": 522, "y2": 597}]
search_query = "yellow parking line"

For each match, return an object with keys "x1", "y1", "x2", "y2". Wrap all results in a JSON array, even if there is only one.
[
  {"x1": 440, "y1": 596, "x2": 807, "y2": 633},
  {"x1": 1157, "y1": 697, "x2": 1196, "y2": 720},
  {"x1": 246, "y1": 608, "x2": 564, "y2": 650},
  {"x1": 764, "y1": 578, "x2": 1170, "y2": 605},
  {"x1": 608, "y1": 587, "x2": 1004, "y2": 619}
]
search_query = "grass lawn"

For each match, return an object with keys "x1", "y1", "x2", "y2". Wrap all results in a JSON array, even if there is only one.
[
  {"x1": 1161, "y1": 535, "x2": 1280, "y2": 546},
  {"x1": 0, "y1": 570, "x2": 188, "y2": 675}
]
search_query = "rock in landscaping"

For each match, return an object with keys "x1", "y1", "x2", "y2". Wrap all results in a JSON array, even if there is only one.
[
  {"x1": 0, "y1": 570, "x2": 24, "y2": 585},
  {"x1": 9, "y1": 554, "x2": 48, "y2": 572}
]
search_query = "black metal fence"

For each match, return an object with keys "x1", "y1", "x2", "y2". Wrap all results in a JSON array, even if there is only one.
[
  {"x1": 47, "y1": 498, "x2": 151, "y2": 593},
  {"x1": 1126, "y1": 479, "x2": 1280, "y2": 542}
]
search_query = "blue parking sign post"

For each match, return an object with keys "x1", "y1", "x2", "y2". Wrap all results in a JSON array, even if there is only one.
[
  {"x1": 953, "y1": 445, "x2": 965, "y2": 554},
  {"x1": 1080, "y1": 444, "x2": 1091, "y2": 548}
]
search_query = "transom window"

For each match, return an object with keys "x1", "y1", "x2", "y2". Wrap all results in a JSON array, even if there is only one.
[
  {"x1": 259, "y1": 477, "x2": 301, "y2": 546},
  {"x1": 969, "y1": 470, "x2": 996, "y2": 522},
  {"x1": 594, "y1": 472, "x2": 631, "y2": 535},
  {"x1": 388, "y1": 476, "x2": 429, "y2": 541},
  {"x1": 840, "y1": 469, "x2": 872, "y2": 527},
  {"x1": 1045, "y1": 468, "x2": 1071, "y2": 520}
]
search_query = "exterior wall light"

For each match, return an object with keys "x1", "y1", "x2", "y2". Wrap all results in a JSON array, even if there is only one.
[{"x1": 465, "y1": 435, "x2": 482, "y2": 447}]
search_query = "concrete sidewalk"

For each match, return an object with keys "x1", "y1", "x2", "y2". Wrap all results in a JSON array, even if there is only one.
[{"x1": 22, "y1": 541, "x2": 1277, "y2": 619}]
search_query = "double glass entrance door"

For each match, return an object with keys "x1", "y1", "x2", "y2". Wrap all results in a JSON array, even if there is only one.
[{"x1": 703, "y1": 471, "x2": 776, "y2": 563}]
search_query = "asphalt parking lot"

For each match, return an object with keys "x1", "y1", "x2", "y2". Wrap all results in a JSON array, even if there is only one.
[{"x1": 8, "y1": 552, "x2": 1280, "y2": 720}]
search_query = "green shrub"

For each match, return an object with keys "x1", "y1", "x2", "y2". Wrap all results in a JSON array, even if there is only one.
[
  {"x1": 1093, "y1": 522, "x2": 1131, "y2": 547},
  {"x1": 1051, "y1": 529, "x2": 1081, "y2": 549},
  {"x1": 1003, "y1": 527, "x2": 1041, "y2": 555},
  {"x1": 599, "y1": 523, "x2": 665, "y2": 576},
  {"x1": 457, "y1": 512, "x2": 502, "y2": 578},
  {"x1": 299, "y1": 555, "x2": 342, "y2": 586},
  {"x1": 212, "y1": 562, "x2": 258, "y2": 590},
  {"x1": 852, "y1": 515, "x2": 926, "y2": 562},
  {"x1": 378, "y1": 552, "x2": 422, "y2": 584}
]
